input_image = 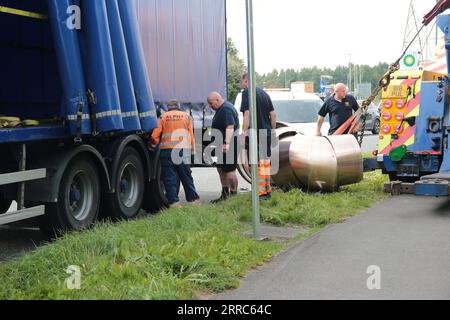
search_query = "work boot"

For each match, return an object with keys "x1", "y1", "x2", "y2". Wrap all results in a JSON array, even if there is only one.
[
  {"x1": 211, "y1": 187, "x2": 230, "y2": 204},
  {"x1": 259, "y1": 193, "x2": 272, "y2": 201},
  {"x1": 189, "y1": 199, "x2": 202, "y2": 207},
  {"x1": 170, "y1": 202, "x2": 183, "y2": 209}
]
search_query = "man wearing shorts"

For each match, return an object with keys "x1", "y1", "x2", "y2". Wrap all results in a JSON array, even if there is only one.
[{"x1": 207, "y1": 92, "x2": 240, "y2": 203}]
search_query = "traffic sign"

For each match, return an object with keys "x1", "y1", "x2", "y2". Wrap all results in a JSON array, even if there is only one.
[{"x1": 320, "y1": 80, "x2": 326, "y2": 93}]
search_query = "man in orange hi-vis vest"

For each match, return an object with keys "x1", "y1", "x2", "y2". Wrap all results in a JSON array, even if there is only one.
[{"x1": 151, "y1": 100, "x2": 200, "y2": 208}]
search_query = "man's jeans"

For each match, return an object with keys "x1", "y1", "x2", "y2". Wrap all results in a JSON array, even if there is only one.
[{"x1": 160, "y1": 149, "x2": 200, "y2": 204}]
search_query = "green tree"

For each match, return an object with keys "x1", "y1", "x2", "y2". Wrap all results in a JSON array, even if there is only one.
[
  {"x1": 264, "y1": 69, "x2": 281, "y2": 88},
  {"x1": 227, "y1": 38, "x2": 246, "y2": 103}
]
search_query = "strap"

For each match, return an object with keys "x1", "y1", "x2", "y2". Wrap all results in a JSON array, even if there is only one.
[
  {"x1": 74, "y1": 102, "x2": 84, "y2": 144},
  {"x1": 87, "y1": 89, "x2": 98, "y2": 136},
  {"x1": 0, "y1": 6, "x2": 47, "y2": 20}
]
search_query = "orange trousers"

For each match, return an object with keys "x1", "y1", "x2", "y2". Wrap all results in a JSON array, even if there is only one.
[{"x1": 258, "y1": 159, "x2": 272, "y2": 196}]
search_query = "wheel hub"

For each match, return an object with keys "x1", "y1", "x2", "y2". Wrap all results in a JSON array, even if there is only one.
[
  {"x1": 67, "y1": 171, "x2": 94, "y2": 221},
  {"x1": 70, "y1": 187, "x2": 81, "y2": 206},
  {"x1": 120, "y1": 179, "x2": 130, "y2": 192},
  {"x1": 119, "y1": 163, "x2": 139, "y2": 209}
]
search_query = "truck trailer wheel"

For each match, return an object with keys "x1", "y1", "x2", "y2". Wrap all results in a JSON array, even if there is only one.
[
  {"x1": 105, "y1": 147, "x2": 145, "y2": 220},
  {"x1": 40, "y1": 158, "x2": 100, "y2": 236},
  {"x1": 144, "y1": 157, "x2": 180, "y2": 213},
  {"x1": 0, "y1": 191, "x2": 12, "y2": 214}
]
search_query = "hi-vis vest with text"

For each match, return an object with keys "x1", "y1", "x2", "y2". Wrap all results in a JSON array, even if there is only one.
[{"x1": 151, "y1": 109, "x2": 195, "y2": 150}]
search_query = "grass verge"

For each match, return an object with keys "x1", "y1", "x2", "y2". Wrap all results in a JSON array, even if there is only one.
[{"x1": 0, "y1": 171, "x2": 388, "y2": 300}]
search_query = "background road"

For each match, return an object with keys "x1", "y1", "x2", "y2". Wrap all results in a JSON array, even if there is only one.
[
  {"x1": 0, "y1": 133, "x2": 377, "y2": 263},
  {"x1": 360, "y1": 133, "x2": 378, "y2": 153}
]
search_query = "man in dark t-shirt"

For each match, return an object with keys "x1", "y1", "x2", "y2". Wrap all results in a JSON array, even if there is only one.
[
  {"x1": 240, "y1": 73, "x2": 277, "y2": 200},
  {"x1": 316, "y1": 83, "x2": 359, "y2": 136},
  {"x1": 240, "y1": 88, "x2": 275, "y2": 132},
  {"x1": 208, "y1": 92, "x2": 240, "y2": 203}
]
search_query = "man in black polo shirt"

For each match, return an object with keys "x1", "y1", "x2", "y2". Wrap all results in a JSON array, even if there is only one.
[
  {"x1": 208, "y1": 92, "x2": 240, "y2": 203},
  {"x1": 240, "y1": 73, "x2": 277, "y2": 200},
  {"x1": 316, "y1": 83, "x2": 360, "y2": 136}
]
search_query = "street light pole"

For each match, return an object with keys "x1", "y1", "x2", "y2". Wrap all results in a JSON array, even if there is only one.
[{"x1": 245, "y1": 0, "x2": 261, "y2": 240}]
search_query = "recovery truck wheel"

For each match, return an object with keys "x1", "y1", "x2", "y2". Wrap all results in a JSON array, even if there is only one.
[
  {"x1": 39, "y1": 157, "x2": 100, "y2": 236},
  {"x1": 0, "y1": 191, "x2": 12, "y2": 214},
  {"x1": 105, "y1": 147, "x2": 145, "y2": 220},
  {"x1": 388, "y1": 172, "x2": 397, "y2": 181}
]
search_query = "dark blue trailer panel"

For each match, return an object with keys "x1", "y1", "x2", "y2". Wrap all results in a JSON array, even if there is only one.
[{"x1": 0, "y1": 1, "x2": 61, "y2": 120}]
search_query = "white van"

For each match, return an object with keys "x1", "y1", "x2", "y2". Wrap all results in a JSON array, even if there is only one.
[{"x1": 234, "y1": 90, "x2": 330, "y2": 136}]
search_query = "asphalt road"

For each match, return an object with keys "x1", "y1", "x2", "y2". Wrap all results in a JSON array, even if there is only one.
[
  {"x1": 216, "y1": 196, "x2": 450, "y2": 300},
  {"x1": 0, "y1": 224, "x2": 47, "y2": 263},
  {"x1": 0, "y1": 203, "x2": 47, "y2": 263},
  {"x1": 0, "y1": 133, "x2": 377, "y2": 263},
  {"x1": 360, "y1": 133, "x2": 379, "y2": 154}
]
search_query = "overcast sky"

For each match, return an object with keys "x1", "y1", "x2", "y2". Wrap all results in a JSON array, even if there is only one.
[{"x1": 226, "y1": 0, "x2": 441, "y2": 74}]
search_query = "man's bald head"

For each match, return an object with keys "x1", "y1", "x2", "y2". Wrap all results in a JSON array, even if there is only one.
[
  {"x1": 207, "y1": 92, "x2": 224, "y2": 111},
  {"x1": 208, "y1": 92, "x2": 222, "y2": 101},
  {"x1": 334, "y1": 83, "x2": 348, "y2": 100}
]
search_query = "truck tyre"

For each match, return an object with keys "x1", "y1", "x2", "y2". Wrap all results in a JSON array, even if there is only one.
[
  {"x1": 39, "y1": 157, "x2": 100, "y2": 236},
  {"x1": 105, "y1": 147, "x2": 145, "y2": 220},
  {"x1": 388, "y1": 172, "x2": 397, "y2": 181},
  {"x1": 0, "y1": 191, "x2": 12, "y2": 214},
  {"x1": 145, "y1": 158, "x2": 169, "y2": 212},
  {"x1": 144, "y1": 157, "x2": 180, "y2": 213}
]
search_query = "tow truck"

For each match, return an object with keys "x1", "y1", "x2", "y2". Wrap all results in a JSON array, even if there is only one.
[{"x1": 374, "y1": 0, "x2": 450, "y2": 196}]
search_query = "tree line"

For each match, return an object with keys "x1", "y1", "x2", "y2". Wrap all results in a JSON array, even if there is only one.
[{"x1": 256, "y1": 63, "x2": 389, "y2": 94}]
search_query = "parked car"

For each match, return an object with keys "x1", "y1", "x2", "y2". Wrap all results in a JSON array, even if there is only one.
[
  {"x1": 358, "y1": 101, "x2": 380, "y2": 135},
  {"x1": 234, "y1": 90, "x2": 329, "y2": 136}
]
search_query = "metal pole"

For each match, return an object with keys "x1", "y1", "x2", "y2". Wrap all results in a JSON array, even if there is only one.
[{"x1": 245, "y1": 0, "x2": 261, "y2": 240}]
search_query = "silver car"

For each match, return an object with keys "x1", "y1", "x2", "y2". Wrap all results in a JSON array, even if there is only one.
[
  {"x1": 359, "y1": 101, "x2": 380, "y2": 135},
  {"x1": 234, "y1": 91, "x2": 330, "y2": 135}
]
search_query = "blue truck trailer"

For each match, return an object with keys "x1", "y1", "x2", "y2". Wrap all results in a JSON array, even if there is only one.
[{"x1": 0, "y1": 0, "x2": 227, "y2": 234}]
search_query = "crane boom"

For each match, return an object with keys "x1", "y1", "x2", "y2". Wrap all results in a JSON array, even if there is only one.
[{"x1": 423, "y1": 0, "x2": 450, "y2": 26}]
